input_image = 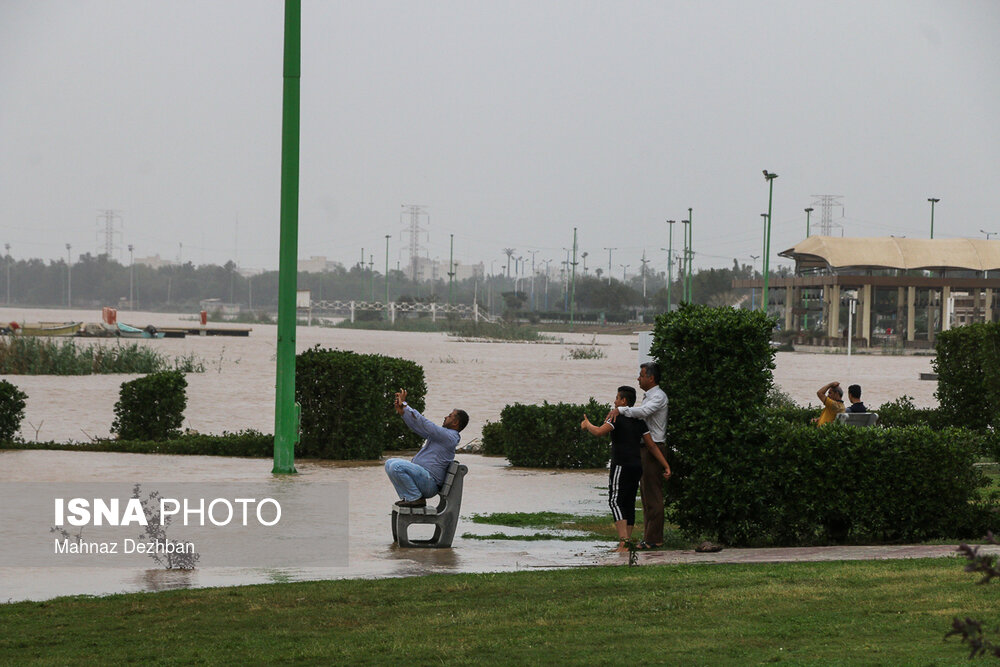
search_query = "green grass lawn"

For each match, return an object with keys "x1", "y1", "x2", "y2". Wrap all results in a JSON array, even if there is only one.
[{"x1": 1, "y1": 558, "x2": 994, "y2": 664}]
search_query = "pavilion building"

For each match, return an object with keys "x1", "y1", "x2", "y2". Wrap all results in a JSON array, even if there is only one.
[{"x1": 733, "y1": 237, "x2": 1000, "y2": 348}]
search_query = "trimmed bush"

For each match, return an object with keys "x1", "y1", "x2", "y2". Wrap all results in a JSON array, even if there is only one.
[
  {"x1": 500, "y1": 399, "x2": 610, "y2": 468},
  {"x1": 480, "y1": 419, "x2": 507, "y2": 456},
  {"x1": 649, "y1": 304, "x2": 992, "y2": 546},
  {"x1": 111, "y1": 371, "x2": 187, "y2": 441},
  {"x1": 1, "y1": 430, "x2": 273, "y2": 457},
  {"x1": 0, "y1": 379, "x2": 27, "y2": 442},
  {"x1": 934, "y1": 322, "x2": 1000, "y2": 431},
  {"x1": 296, "y1": 346, "x2": 427, "y2": 459}
]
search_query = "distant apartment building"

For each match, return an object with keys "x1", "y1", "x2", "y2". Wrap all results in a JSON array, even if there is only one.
[
  {"x1": 133, "y1": 254, "x2": 175, "y2": 270},
  {"x1": 299, "y1": 256, "x2": 340, "y2": 273},
  {"x1": 411, "y1": 256, "x2": 484, "y2": 282}
]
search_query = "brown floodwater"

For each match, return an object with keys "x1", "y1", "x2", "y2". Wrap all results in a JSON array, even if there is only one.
[{"x1": 0, "y1": 306, "x2": 938, "y2": 601}]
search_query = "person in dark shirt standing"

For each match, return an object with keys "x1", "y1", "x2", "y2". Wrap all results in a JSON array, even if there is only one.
[
  {"x1": 582, "y1": 385, "x2": 671, "y2": 552},
  {"x1": 846, "y1": 384, "x2": 868, "y2": 413}
]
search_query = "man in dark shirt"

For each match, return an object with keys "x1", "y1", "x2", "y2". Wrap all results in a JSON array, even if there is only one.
[
  {"x1": 847, "y1": 384, "x2": 868, "y2": 413},
  {"x1": 582, "y1": 386, "x2": 670, "y2": 552}
]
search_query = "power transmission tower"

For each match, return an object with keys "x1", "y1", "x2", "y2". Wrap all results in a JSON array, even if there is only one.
[
  {"x1": 809, "y1": 195, "x2": 844, "y2": 236},
  {"x1": 96, "y1": 209, "x2": 123, "y2": 260},
  {"x1": 400, "y1": 205, "x2": 429, "y2": 281}
]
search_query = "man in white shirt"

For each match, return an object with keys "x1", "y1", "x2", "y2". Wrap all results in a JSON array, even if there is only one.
[{"x1": 608, "y1": 361, "x2": 668, "y2": 548}]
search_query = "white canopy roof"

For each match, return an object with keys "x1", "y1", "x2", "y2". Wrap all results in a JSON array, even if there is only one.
[{"x1": 779, "y1": 237, "x2": 1000, "y2": 271}]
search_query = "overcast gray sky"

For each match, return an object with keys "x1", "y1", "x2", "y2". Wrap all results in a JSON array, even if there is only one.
[{"x1": 2, "y1": 0, "x2": 998, "y2": 275}]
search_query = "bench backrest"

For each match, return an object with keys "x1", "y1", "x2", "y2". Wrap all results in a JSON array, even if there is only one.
[
  {"x1": 439, "y1": 460, "x2": 462, "y2": 497},
  {"x1": 835, "y1": 412, "x2": 879, "y2": 427}
]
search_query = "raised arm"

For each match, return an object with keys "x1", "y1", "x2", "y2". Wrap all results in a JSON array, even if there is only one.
[
  {"x1": 402, "y1": 405, "x2": 457, "y2": 443},
  {"x1": 581, "y1": 414, "x2": 613, "y2": 437},
  {"x1": 619, "y1": 390, "x2": 667, "y2": 420},
  {"x1": 816, "y1": 381, "x2": 839, "y2": 404}
]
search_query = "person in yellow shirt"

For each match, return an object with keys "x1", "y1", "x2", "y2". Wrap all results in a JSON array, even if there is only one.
[{"x1": 814, "y1": 381, "x2": 845, "y2": 426}]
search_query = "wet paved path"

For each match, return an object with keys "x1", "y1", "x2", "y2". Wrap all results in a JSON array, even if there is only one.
[{"x1": 1, "y1": 449, "x2": 994, "y2": 602}]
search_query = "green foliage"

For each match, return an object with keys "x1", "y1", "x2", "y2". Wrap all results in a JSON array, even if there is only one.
[
  {"x1": 0, "y1": 336, "x2": 204, "y2": 374},
  {"x1": 651, "y1": 304, "x2": 991, "y2": 546},
  {"x1": 500, "y1": 399, "x2": 610, "y2": 468},
  {"x1": 111, "y1": 371, "x2": 188, "y2": 441},
  {"x1": 934, "y1": 322, "x2": 1000, "y2": 431},
  {"x1": 479, "y1": 419, "x2": 507, "y2": 456},
  {"x1": 873, "y1": 395, "x2": 944, "y2": 429},
  {"x1": 0, "y1": 379, "x2": 27, "y2": 442},
  {"x1": 296, "y1": 346, "x2": 427, "y2": 459},
  {"x1": 3, "y1": 430, "x2": 273, "y2": 457}
]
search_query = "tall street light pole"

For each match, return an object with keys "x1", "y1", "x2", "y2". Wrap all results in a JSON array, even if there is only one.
[
  {"x1": 4, "y1": 243, "x2": 10, "y2": 305},
  {"x1": 384, "y1": 234, "x2": 390, "y2": 316},
  {"x1": 805, "y1": 207, "x2": 813, "y2": 237},
  {"x1": 620, "y1": 263, "x2": 629, "y2": 283},
  {"x1": 448, "y1": 234, "x2": 455, "y2": 306},
  {"x1": 128, "y1": 244, "x2": 134, "y2": 310},
  {"x1": 681, "y1": 220, "x2": 690, "y2": 302},
  {"x1": 604, "y1": 247, "x2": 616, "y2": 285},
  {"x1": 570, "y1": 228, "x2": 578, "y2": 330},
  {"x1": 66, "y1": 244, "x2": 72, "y2": 308},
  {"x1": 982, "y1": 229, "x2": 998, "y2": 240},
  {"x1": 666, "y1": 220, "x2": 675, "y2": 311},
  {"x1": 686, "y1": 207, "x2": 694, "y2": 302},
  {"x1": 762, "y1": 170, "x2": 778, "y2": 312},
  {"x1": 928, "y1": 198, "x2": 940, "y2": 239},
  {"x1": 750, "y1": 254, "x2": 760, "y2": 310}
]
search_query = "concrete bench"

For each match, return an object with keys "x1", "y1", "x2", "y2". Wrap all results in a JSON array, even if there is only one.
[
  {"x1": 836, "y1": 412, "x2": 879, "y2": 427},
  {"x1": 391, "y1": 460, "x2": 468, "y2": 548}
]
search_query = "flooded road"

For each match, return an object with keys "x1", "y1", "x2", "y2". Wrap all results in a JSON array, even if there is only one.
[{"x1": 0, "y1": 307, "x2": 938, "y2": 601}]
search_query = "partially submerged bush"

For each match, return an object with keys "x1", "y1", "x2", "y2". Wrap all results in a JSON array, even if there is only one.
[
  {"x1": 0, "y1": 379, "x2": 27, "y2": 442},
  {"x1": 111, "y1": 371, "x2": 188, "y2": 441}
]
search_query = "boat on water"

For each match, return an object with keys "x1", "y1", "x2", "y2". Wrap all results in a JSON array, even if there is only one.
[
  {"x1": 4, "y1": 321, "x2": 82, "y2": 336},
  {"x1": 116, "y1": 323, "x2": 165, "y2": 339}
]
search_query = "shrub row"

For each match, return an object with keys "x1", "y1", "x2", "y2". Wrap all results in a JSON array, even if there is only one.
[
  {"x1": 666, "y1": 419, "x2": 991, "y2": 546},
  {"x1": 296, "y1": 346, "x2": 427, "y2": 459},
  {"x1": 650, "y1": 304, "x2": 995, "y2": 548},
  {"x1": 499, "y1": 400, "x2": 610, "y2": 468},
  {"x1": 0, "y1": 336, "x2": 204, "y2": 375},
  {"x1": 766, "y1": 395, "x2": 947, "y2": 430},
  {"x1": 1, "y1": 430, "x2": 274, "y2": 457}
]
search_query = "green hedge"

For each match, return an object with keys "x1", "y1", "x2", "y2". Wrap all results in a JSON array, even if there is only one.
[
  {"x1": 501, "y1": 400, "x2": 610, "y2": 468},
  {"x1": 650, "y1": 304, "x2": 994, "y2": 547},
  {"x1": 934, "y1": 322, "x2": 1000, "y2": 431},
  {"x1": 0, "y1": 379, "x2": 27, "y2": 442},
  {"x1": 296, "y1": 346, "x2": 427, "y2": 459},
  {"x1": 480, "y1": 419, "x2": 507, "y2": 456},
  {"x1": 1, "y1": 430, "x2": 273, "y2": 457},
  {"x1": 111, "y1": 371, "x2": 187, "y2": 441}
]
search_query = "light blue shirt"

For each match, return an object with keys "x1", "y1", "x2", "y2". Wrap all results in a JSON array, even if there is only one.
[{"x1": 403, "y1": 404, "x2": 460, "y2": 487}]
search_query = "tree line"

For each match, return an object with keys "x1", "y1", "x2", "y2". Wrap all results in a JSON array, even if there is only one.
[{"x1": 0, "y1": 253, "x2": 790, "y2": 316}]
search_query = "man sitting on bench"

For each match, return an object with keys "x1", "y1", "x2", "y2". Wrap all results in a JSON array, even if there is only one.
[{"x1": 384, "y1": 388, "x2": 469, "y2": 508}]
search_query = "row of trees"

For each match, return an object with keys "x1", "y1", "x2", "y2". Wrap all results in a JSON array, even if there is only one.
[{"x1": 0, "y1": 253, "x2": 791, "y2": 316}]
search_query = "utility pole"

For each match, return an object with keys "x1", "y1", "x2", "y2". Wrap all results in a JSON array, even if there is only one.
[
  {"x1": 763, "y1": 171, "x2": 778, "y2": 312},
  {"x1": 603, "y1": 247, "x2": 616, "y2": 285},
  {"x1": 541, "y1": 259, "x2": 552, "y2": 310},
  {"x1": 401, "y1": 204, "x2": 429, "y2": 281},
  {"x1": 681, "y1": 220, "x2": 690, "y2": 302},
  {"x1": 368, "y1": 254, "x2": 375, "y2": 302},
  {"x1": 66, "y1": 244, "x2": 72, "y2": 307},
  {"x1": 581, "y1": 251, "x2": 588, "y2": 275},
  {"x1": 96, "y1": 209, "x2": 123, "y2": 260},
  {"x1": 620, "y1": 263, "x2": 629, "y2": 283},
  {"x1": 809, "y1": 195, "x2": 843, "y2": 236},
  {"x1": 750, "y1": 254, "x2": 759, "y2": 310}
]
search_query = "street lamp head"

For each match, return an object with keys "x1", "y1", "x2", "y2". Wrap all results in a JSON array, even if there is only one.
[
  {"x1": 928, "y1": 198, "x2": 940, "y2": 203},
  {"x1": 761, "y1": 213, "x2": 769, "y2": 219},
  {"x1": 804, "y1": 207, "x2": 813, "y2": 213},
  {"x1": 763, "y1": 170, "x2": 778, "y2": 180},
  {"x1": 666, "y1": 219, "x2": 675, "y2": 225},
  {"x1": 682, "y1": 219, "x2": 690, "y2": 225}
]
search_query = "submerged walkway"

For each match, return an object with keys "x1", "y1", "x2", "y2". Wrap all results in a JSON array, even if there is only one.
[{"x1": 1, "y1": 449, "x2": 993, "y2": 602}]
